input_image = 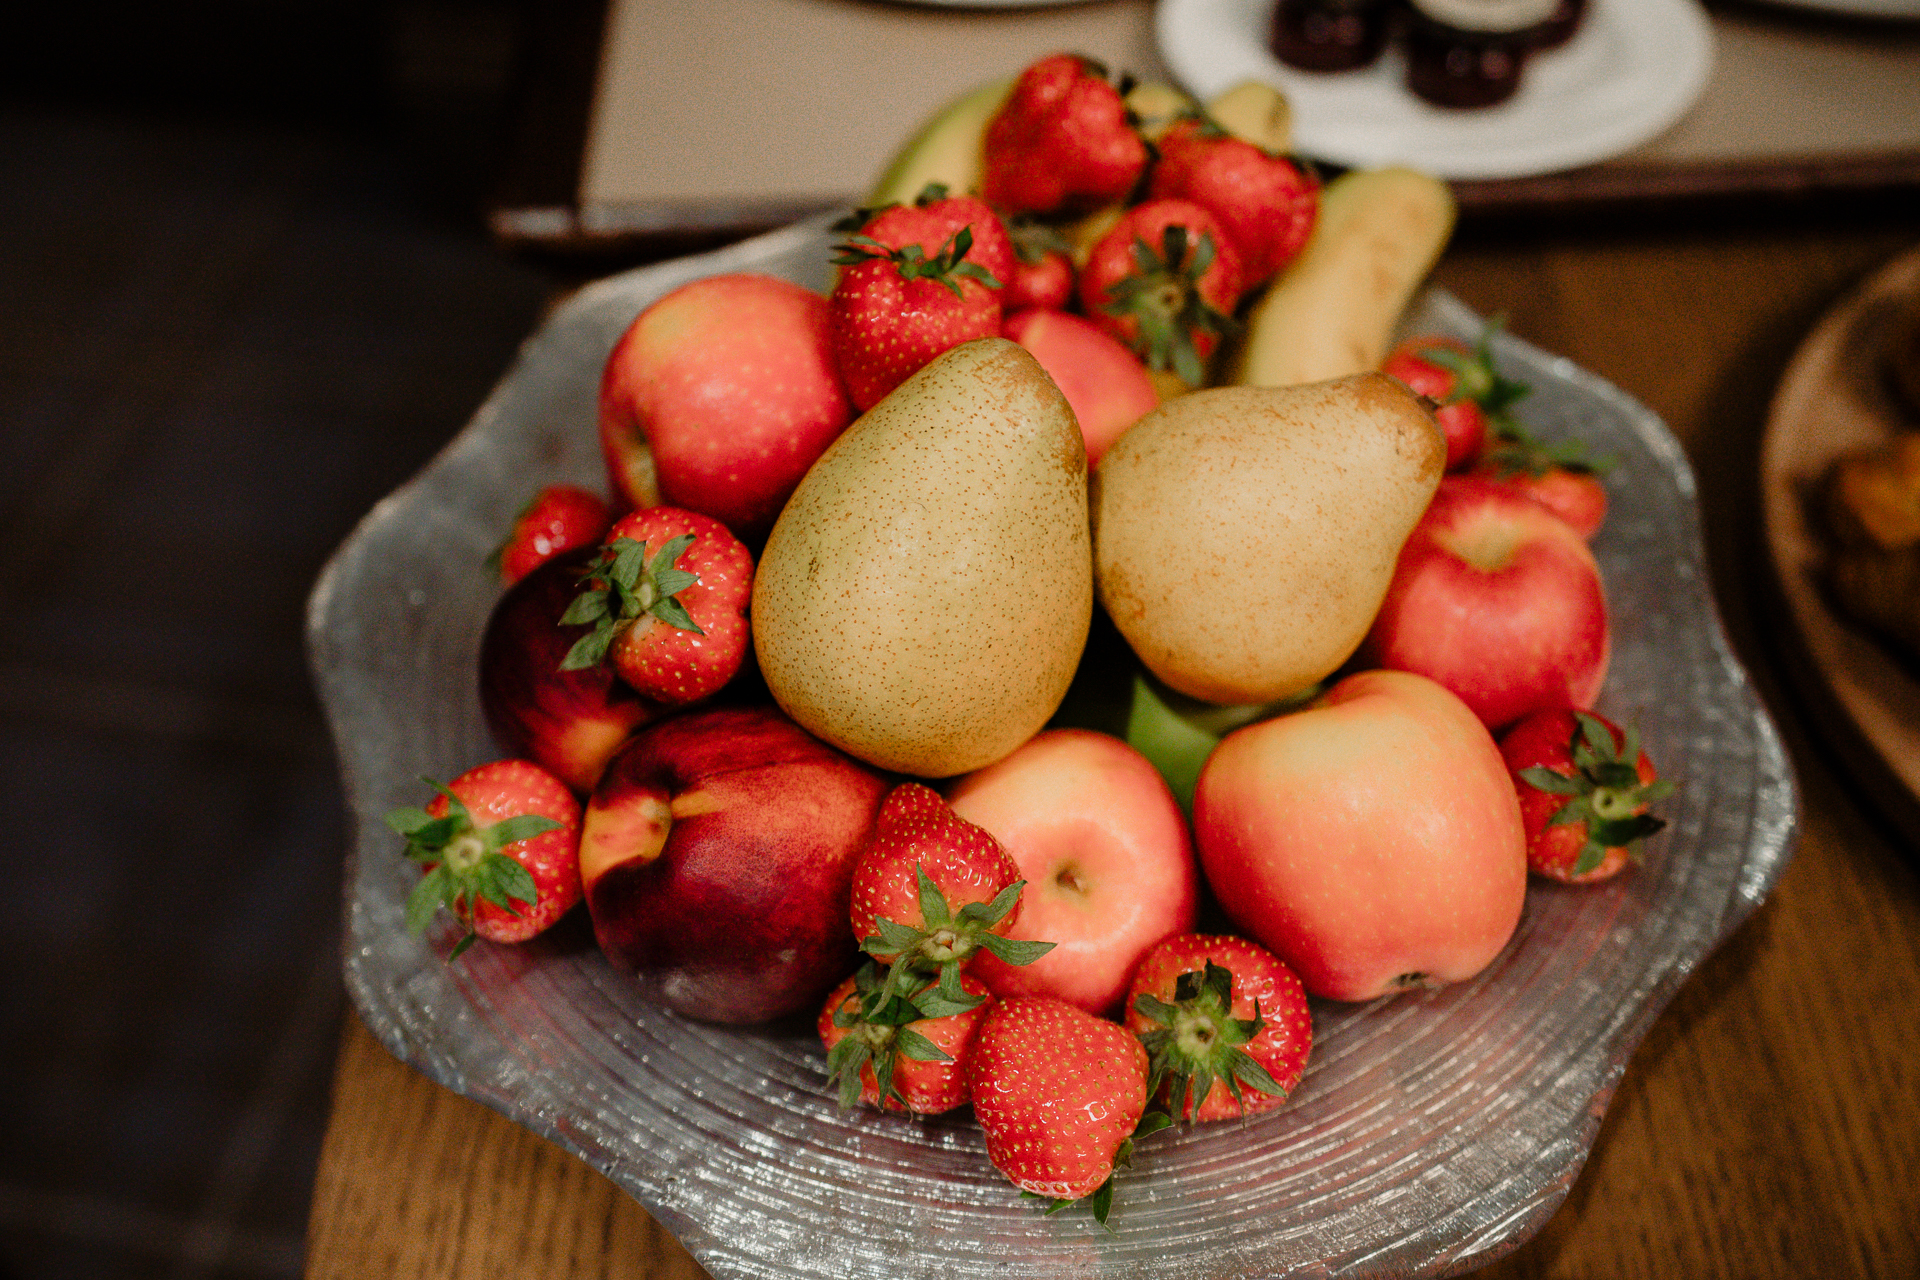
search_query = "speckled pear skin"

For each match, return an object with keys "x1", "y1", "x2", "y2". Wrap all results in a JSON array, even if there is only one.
[
  {"x1": 752, "y1": 337, "x2": 1092, "y2": 778},
  {"x1": 1091, "y1": 372, "x2": 1445, "y2": 705}
]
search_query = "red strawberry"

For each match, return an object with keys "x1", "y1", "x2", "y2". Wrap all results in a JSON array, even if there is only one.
[
  {"x1": 1500, "y1": 708, "x2": 1675, "y2": 883},
  {"x1": 1383, "y1": 322, "x2": 1531, "y2": 474},
  {"x1": 982, "y1": 53, "x2": 1149, "y2": 217},
  {"x1": 1473, "y1": 431, "x2": 1612, "y2": 540},
  {"x1": 1078, "y1": 198, "x2": 1243, "y2": 389},
  {"x1": 1003, "y1": 217, "x2": 1076, "y2": 312},
  {"x1": 1124, "y1": 934, "x2": 1312, "y2": 1123},
  {"x1": 386, "y1": 759, "x2": 583, "y2": 958},
  {"x1": 1147, "y1": 117, "x2": 1318, "y2": 289},
  {"x1": 490, "y1": 484, "x2": 613, "y2": 586},
  {"x1": 828, "y1": 196, "x2": 1008, "y2": 411},
  {"x1": 558, "y1": 506, "x2": 752, "y2": 706},
  {"x1": 967, "y1": 995, "x2": 1155, "y2": 1223},
  {"x1": 819, "y1": 960, "x2": 995, "y2": 1115},
  {"x1": 850, "y1": 783, "x2": 1052, "y2": 991},
  {"x1": 1384, "y1": 338, "x2": 1493, "y2": 472}
]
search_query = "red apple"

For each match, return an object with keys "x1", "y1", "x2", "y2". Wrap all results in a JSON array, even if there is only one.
[
  {"x1": 1362, "y1": 474, "x2": 1610, "y2": 731},
  {"x1": 599, "y1": 273, "x2": 853, "y2": 543},
  {"x1": 944, "y1": 728, "x2": 1198, "y2": 1016},
  {"x1": 1193, "y1": 669, "x2": 1528, "y2": 1002},
  {"x1": 580, "y1": 704, "x2": 887, "y2": 1024},
  {"x1": 1002, "y1": 309, "x2": 1159, "y2": 468},
  {"x1": 479, "y1": 548, "x2": 657, "y2": 794}
]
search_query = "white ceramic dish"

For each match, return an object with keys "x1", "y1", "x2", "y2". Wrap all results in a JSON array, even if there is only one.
[
  {"x1": 1156, "y1": 0, "x2": 1715, "y2": 179},
  {"x1": 308, "y1": 215, "x2": 1796, "y2": 1279}
]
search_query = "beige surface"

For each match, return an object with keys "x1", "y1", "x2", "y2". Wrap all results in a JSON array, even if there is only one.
[
  {"x1": 579, "y1": 0, "x2": 1920, "y2": 221},
  {"x1": 579, "y1": 0, "x2": 1166, "y2": 220}
]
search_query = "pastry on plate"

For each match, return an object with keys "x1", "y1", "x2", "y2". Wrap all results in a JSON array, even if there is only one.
[{"x1": 1821, "y1": 430, "x2": 1920, "y2": 665}]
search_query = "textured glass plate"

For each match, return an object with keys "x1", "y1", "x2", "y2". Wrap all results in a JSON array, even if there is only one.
[{"x1": 308, "y1": 215, "x2": 1797, "y2": 1280}]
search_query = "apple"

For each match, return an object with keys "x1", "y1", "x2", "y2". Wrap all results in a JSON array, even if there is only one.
[
  {"x1": 944, "y1": 728, "x2": 1198, "y2": 1016},
  {"x1": 1002, "y1": 308, "x2": 1158, "y2": 468},
  {"x1": 479, "y1": 548, "x2": 657, "y2": 793},
  {"x1": 1361, "y1": 474, "x2": 1610, "y2": 731},
  {"x1": 599, "y1": 273, "x2": 853, "y2": 544},
  {"x1": 1193, "y1": 668, "x2": 1528, "y2": 1002},
  {"x1": 580, "y1": 704, "x2": 887, "y2": 1024}
]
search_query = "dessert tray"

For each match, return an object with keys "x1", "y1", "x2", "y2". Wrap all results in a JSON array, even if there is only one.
[
  {"x1": 1760, "y1": 242, "x2": 1920, "y2": 844},
  {"x1": 1156, "y1": 0, "x2": 1714, "y2": 179},
  {"x1": 308, "y1": 215, "x2": 1797, "y2": 1279}
]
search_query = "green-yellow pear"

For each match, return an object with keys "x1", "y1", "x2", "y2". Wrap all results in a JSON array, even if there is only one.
[
  {"x1": 1091, "y1": 372, "x2": 1445, "y2": 704},
  {"x1": 753, "y1": 338, "x2": 1092, "y2": 777}
]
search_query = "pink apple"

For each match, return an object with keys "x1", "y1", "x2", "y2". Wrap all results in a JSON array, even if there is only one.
[
  {"x1": 1002, "y1": 308, "x2": 1158, "y2": 468},
  {"x1": 599, "y1": 273, "x2": 853, "y2": 543},
  {"x1": 944, "y1": 728, "x2": 1198, "y2": 1016},
  {"x1": 581, "y1": 704, "x2": 887, "y2": 1024},
  {"x1": 479, "y1": 548, "x2": 657, "y2": 793},
  {"x1": 1361, "y1": 474, "x2": 1610, "y2": 730},
  {"x1": 1194, "y1": 669, "x2": 1527, "y2": 1002}
]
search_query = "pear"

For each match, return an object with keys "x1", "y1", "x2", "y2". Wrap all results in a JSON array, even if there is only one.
[
  {"x1": 753, "y1": 338, "x2": 1092, "y2": 777},
  {"x1": 1091, "y1": 372, "x2": 1445, "y2": 704}
]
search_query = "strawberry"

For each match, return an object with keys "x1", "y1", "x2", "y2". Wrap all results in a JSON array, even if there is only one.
[
  {"x1": 385, "y1": 759, "x2": 583, "y2": 959},
  {"x1": 1473, "y1": 427, "x2": 1612, "y2": 540},
  {"x1": 1147, "y1": 116, "x2": 1319, "y2": 289},
  {"x1": 1500, "y1": 708, "x2": 1676, "y2": 883},
  {"x1": 1078, "y1": 198, "x2": 1243, "y2": 389},
  {"x1": 819, "y1": 960, "x2": 994, "y2": 1115},
  {"x1": 850, "y1": 783, "x2": 1052, "y2": 993},
  {"x1": 1383, "y1": 336, "x2": 1500, "y2": 473},
  {"x1": 982, "y1": 53, "x2": 1149, "y2": 217},
  {"x1": 828, "y1": 194, "x2": 1008, "y2": 411},
  {"x1": 1124, "y1": 934, "x2": 1312, "y2": 1123},
  {"x1": 1003, "y1": 217, "x2": 1076, "y2": 312},
  {"x1": 966, "y1": 995, "x2": 1158, "y2": 1224},
  {"x1": 489, "y1": 484, "x2": 613, "y2": 586},
  {"x1": 557, "y1": 506, "x2": 753, "y2": 707}
]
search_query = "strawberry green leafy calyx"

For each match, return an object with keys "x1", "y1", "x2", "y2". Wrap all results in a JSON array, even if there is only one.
[
  {"x1": 557, "y1": 534, "x2": 703, "y2": 672},
  {"x1": 821, "y1": 960, "x2": 987, "y2": 1113},
  {"x1": 386, "y1": 780, "x2": 560, "y2": 960},
  {"x1": 1417, "y1": 319, "x2": 1531, "y2": 431},
  {"x1": 1520, "y1": 712, "x2": 1676, "y2": 877},
  {"x1": 831, "y1": 225, "x2": 1003, "y2": 299},
  {"x1": 866, "y1": 865, "x2": 1054, "y2": 997},
  {"x1": 1132, "y1": 961, "x2": 1290, "y2": 1121},
  {"x1": 1102, "y1": 224, "x2": 1238, "y2": 387}
]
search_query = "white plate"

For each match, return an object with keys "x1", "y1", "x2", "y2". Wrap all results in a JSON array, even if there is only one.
[{"x1": 1157, "y1": 0, "x2": 1715, "y2": 179}]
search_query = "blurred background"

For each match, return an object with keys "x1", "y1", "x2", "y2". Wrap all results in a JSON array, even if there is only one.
[{"x1": 0, "y1": 3, "x2": 561, "y2": 1276}]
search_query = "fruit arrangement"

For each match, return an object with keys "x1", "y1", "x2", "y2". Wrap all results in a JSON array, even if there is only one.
[{"x1": 383, "y1": 52, "x2": 1679, "y2": 1228}]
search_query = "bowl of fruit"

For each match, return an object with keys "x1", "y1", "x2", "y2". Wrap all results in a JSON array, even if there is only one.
[{"x1": 309, "y1": 54, "x2": 1795, "y2": 1280}]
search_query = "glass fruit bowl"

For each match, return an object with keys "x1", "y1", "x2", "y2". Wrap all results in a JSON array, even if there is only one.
[{"x1": 307, "y1": 214, "x2": 1796, "y2": 1279}]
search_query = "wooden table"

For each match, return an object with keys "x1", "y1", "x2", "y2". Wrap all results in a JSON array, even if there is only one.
[{"x1": 302, "y1": 206, "x2": 1920, "y2": 1277}]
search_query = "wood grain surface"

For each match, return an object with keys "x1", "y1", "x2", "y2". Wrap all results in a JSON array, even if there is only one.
[{"x1": 304, "y1": 219, "x2": 1920, "y2": 1279}]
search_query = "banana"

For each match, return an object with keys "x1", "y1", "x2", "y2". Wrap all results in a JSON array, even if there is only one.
[
  {"x1": 1125, "y1": 79, "x2": 1199, "y2": 143},
  {"x1": 1228, "y1": 167, "x2": 1456, "y2": 388},
  {"x1": 867, "y1": 76, "x2": 1015, "y2": 206},
  {"x1": 1205, "y1": 81, "x2": 1293, "y2": 155}
]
